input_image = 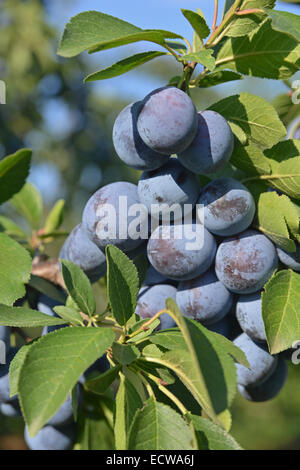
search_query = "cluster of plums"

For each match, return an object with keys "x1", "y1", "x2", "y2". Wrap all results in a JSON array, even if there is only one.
[{"x1": 58, "y1": 87, "x2": 298, "y2": 404}]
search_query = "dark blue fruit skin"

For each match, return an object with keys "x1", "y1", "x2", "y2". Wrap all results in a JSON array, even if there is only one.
[
  {"x1": 143, "y1": 265, "x2": 178, "y2": 287},
  {"x1": 236, "y1": 292, "x2": 266, "y2": 343},
  {"x1": 215, "y1": 230, "x2": 278, "y2": 294},
  {"x1": 206, "y1": 315, "x2": 231, "y2": 338},
  {"x1": 176, "y1": 269, "x2": 233, "y2": 325},
  {"x1": 277, "y1": 244, "x2": 300, "y2": 272},
  {"x1": 0, "y1": 326, "x2": 10, "y2": 351},
  {"x1": 113, "y1": 102, "x2": 170, "y2": 170},
  {"x1": 238, "y1": 357, "x2": 288, "y2": 402},
  {"x1": 0, "y1": 398, "x2": 22, "y2": 417},
  {"x1": 198, "y1": 178, "x2": 255, "y2": 237},
  {"x1": 38, "y1": 294, "x2": 65, "y2": 336},
  {"x1": 135, "y1": 284, "x2": 177, "y2": 330},
  {"x1": 147, "y1": 224, "x2": 216, "y2": 281},
  {"x1": 294, "y1": 126, "x2": 300, "y2": 139},
  {"x1": 137, "y1": 87, "x2": 198, "y2": 155},
  {"x1": 178, "y1": 110, "x2": 234, "y2": 175},
  {"x1": 82, "y1": 181, "x2": 147, "y2": 252},
  {"x1": 233, "y1": 333, "x2": 277, "y2": 387},
  {"x1": 0, "y1": 347, "x2": 19, "y2": 403},
  {"x1": 59, "y1": 224, "x2": 107, "y2": 283},
  {"x1": 25, "y1": 424, "x2": 76, "y2": 450},
  {"x1": 138, "y1": 158, "x2": 200, "y2": 220},
  {"x1": 47, "y1": 392, "x2": 77, "y2": 428}
]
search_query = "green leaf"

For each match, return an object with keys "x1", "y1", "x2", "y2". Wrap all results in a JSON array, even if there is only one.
[
  {"x1": 112, "y1": 343, "x2": 140, "y2": 365},
  {"x1": 209, "y1": 93, "x2": 286, "y2": 148},
  {"x1": 197, "y1": 70, "x2": 243, "y2": 88},
  {"x1": 11, "y1": 183, "x2": 43, "y2": 230},
  {"x1": 264, "y1": 140, "x2": 300, "y2": 200},
  {"x1": 106, "y1": 245, "x2": 139, "y2": 326},
  {"x1": 262, "y1": 270, "x2": 300, "y2": 354},
  {"x1": 127, "y1": 318, "x2": 160, "y2": 343},
  {"x1": 256, "y1": 192, "x2": 299, "y2": 251},
  {"x1": 9, "y1": 340, "x2": 38, "y2": 397},
  {"x1": 60, "y1": 259, "x2": 96, "y2": 317},
  {"x1": 0, "y1": 215, "x2": 28, "y2": 239},
  {"x1": 189, "y1": 415, "x2": 242, "y2": 450},
  {"x1": 84, "y1": 365, "x2": 121, "y2": 395},
  {"x1": 231, "y1": 143, "x2": 272, "y2": 176},
  {"x1": 114, "y1": 375, "x2": 143, "y2": 450},
  {"x1": 29, "y1": 275, "x2": 67, "y2": 304},
  {"x1": 0, "y1": 234, "x2": 31, "y2": 306},
  {"x1": 181, "y1": 9, "x2": 210, "y2": 39},
  {"x1": 0, "y1": 149, "x2": 32, "y2": 205},
  {"x1": 57, "y1": 11, "x2": 181, "y2": 57},
  {"x1": 181, "y1": 50, "x2": 216, "y2": 71},
  {"x1": 226, "y1": 1, "x2": 275, "y2": 37},
  {"x1": 0, "y1": 305, "x2": 67, "y2": 327},
  {"x1": 18, "y1": 327, "x2": 115, "y2": 436},
  {"x1": 216, "y1": 19, "x2": 300, "y2": 79},
  {"x1": 128, "y1": 397, "x2": 195, "y2": 450},
  {"x1": 85, "y1": 51, "x2": 167, "y2": 82},
  {"x1": 53, "y1": 306, "x2": 84, "y2": 326},
  {"x1": 44, "y1": 200, "x2": 65, "y2": 234},
  {"x1": 266, "y1": 9, "x2": 300, "y2": 42}
]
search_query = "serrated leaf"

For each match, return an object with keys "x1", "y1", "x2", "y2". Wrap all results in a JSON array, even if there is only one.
[
  {"x1": 266, "y1": 9, "x2": 300, "y2": 42},
  {"x1": 112, "y1": 343, "x2": 140, "y2": 365},
  {"x1": 264, "y1": 140, "x2": 300, "y2": 200},
  {"x1": 0, "y1": 234, "x2": 31, "y2": 305},
  {"x1": 189, "y1": 415, "x2": 242, "y2": 450},
  {"x1": 53, "y1": 306, "x2": 84, "y2": 326},
  {"x1": 0, "y1": 149, "x2": 32, "y2": 205},
  {"x1": 256, "y1": 192, "x2": 299, "y2": 251},
  {"x1": 11, "y1": 183, "x2": 43, "y2": 230},
  {"x1": 85, "y1": 51, "x2": 166, "y2": 82},
  {"x1": 181, "y1": 50, "x2": 216, "y2": 71},
  {"x1": 128, "y1": 397, "x2": 195, "y2": 450},
  {"x1": 127, "y1": 318, "x2": 160, "y2": 343},
  {"x1": 44, "y1": 200, "x2": 65, "y2": 234},
  {"x1": 84, "y1": 365, "x2": 121, "y2": 395},
  {"x1": 106, "y1": 245, "x2": 139, "y2": 327},
  {"x1": 209, "y1": 93, "x2": 286, "y2": 148},
  {"x1": 57, "y1": 11, "x2": 181, "y2": 58},
  {"x1": 231, "y1": 143, "x2": 272, "y2": 176},
  {"x1": 181, "y1": 9, "x2": 210, "y2": 39},
  {"x1": 216, "y1": 19, "x2": 300, "y2": 79},
  {"x1": 262, "y1": 270, "x2": 300, "y2": 354},
  {"x1": 197, "y1": 70, "x2": 243, "y2": 88},
  {"x1": 0, "y1": 215, "x2": 28, "y2": 239},
  {"x1": 29, "y1": 275, "x2": 67, "y2": 304},
  {"x1": 9, "y1": 340, "x2": 38, "y2": 397},
  {"x1": 19, "y1": 327, "x2": 115, "y2": 436},
  {"x1": 115, "y1": 375, "x2": 143, "y2": 450},
  {"x1": 0, "y1": 305, "x2": 67, "y2": 327},
  {"x1": 60, "y1": 259, "x2": 96, "y2": 317},
  {"x1": 226, "y1": 1, "x2": 275, "y2": 37}
]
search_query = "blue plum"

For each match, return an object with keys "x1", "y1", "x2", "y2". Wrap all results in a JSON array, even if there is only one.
[
  {"x1": 82, "y1": 181, "x2": 148, "y2": 252},
  {"x1": 135, "y1": 284, "x2": 177, "y2": 330},
  {"x1": 138, "y1": 158, "x2": 200, "y2": 221},
  {"x1": 294, "y1": 126, "x2": 300, "y2": 139},
  {"x1": 277, "y1": 244, "x2": 300, "y2": 272},
  {"x1": 206, "y1": 315, "x2": 232, "y2": 338},
  {"x1": 137, "y1": 87, "x2": 198, "y2": 155},
  {"x1": 0, "y1": 347, "x2": 19, "y2": 403},
  {"x1": 0, "y1": 398, "x2": 22, "y2": 417},
  {"x1": 143, "y1": 265, "x2": 178, "y2": 287},
  {"x1": 238, "y1": 357, "x2": 288, "y2": 402},
  {"x1": 47, "y1": 393, "x2": 75, "y2": 428},
  {"x1": 59, "y1": 224, "x2": 107, "y2": 283},
  {"x1": 236, "y1": 292, "x2": 266, "y2": 343},
  {"x1": 176, "y1": 269, "x2": 233, "y2": 325},
  {"x1": 233, "y1": 333, "x2": 277, "y2": 387},
  {"x1": 198, "y1": 178, "x2": 255, "y2": 236},
  {"x1": 178, "y1": 110, "x2": 234, "y2": 175},
  {"x1": 113, "y1": 101, "x2": 170, "y2": 170},
  {"x1": 0, "y1": 326, "x2": 10, "y2": 351},
  {"x1": 25, "y1": 424, "x2": 76, "y2": 450},
  {"x1": 147, "y1": 224, "x2": 216, "y2": 281},
  {"x1": 215, "y1": 230, "x2": 278, "y2": 294}
]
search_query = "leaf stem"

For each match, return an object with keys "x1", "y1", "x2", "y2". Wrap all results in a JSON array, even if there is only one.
[
  {"x1": 206, "y1": 0, "x2": 242, "y2": 46},
  {"x1": 212, "y1": 0, "x2": 219, "y2": 32},
  {"x1": 235, "y1": 8, "x2": 264, "y2": 16},
  {"x1": 163, "y1": 44, "x2": 180, "y2": 60}
]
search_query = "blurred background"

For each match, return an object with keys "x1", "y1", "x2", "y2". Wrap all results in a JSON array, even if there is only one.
[{"x1": 0, "y1": 0, "x2": 299, "y2": 450}]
